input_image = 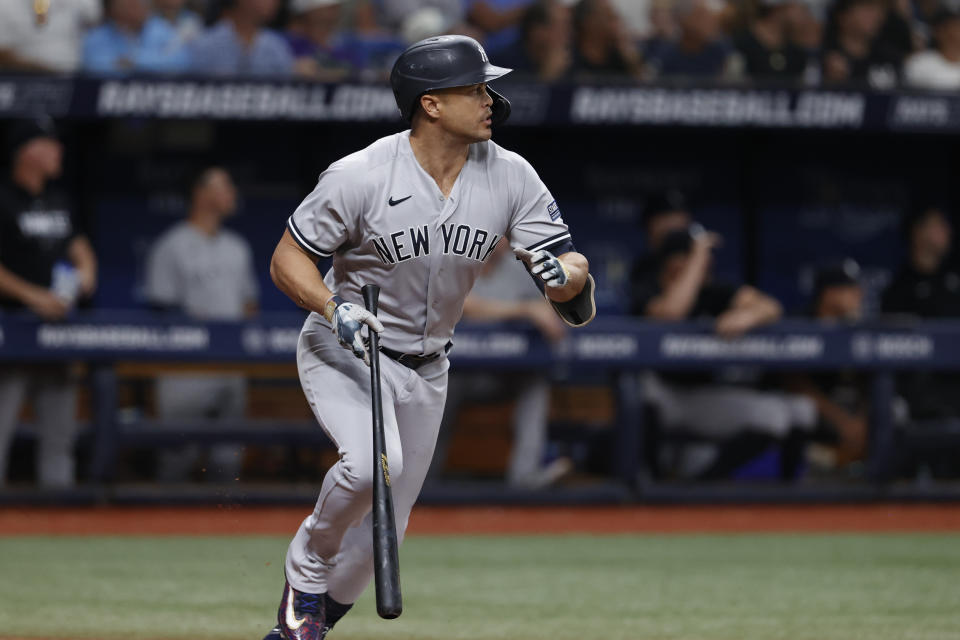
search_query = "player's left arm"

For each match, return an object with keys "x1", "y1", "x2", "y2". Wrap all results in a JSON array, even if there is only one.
[
  {"x1": 507, "y1": 155, "x2": 595, "y2": 327},
  {"x1": 547, "y1": 251, "x2": 589, "y2": 303},
  {"x1": 515, "y1": 247, "x2": 595, "y2": 327}
]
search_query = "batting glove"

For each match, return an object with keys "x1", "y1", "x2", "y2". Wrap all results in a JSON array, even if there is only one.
[
  {"x1": 323, "y1": 295, "x2": 384, "y2": 366},
  {"x1": 523, "y1": 249, "x2": 570, "y2": 289}
]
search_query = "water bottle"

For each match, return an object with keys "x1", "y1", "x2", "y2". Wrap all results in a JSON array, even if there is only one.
[{"x1": 51, "y1": 261, "x2": 80, "y2": 306}]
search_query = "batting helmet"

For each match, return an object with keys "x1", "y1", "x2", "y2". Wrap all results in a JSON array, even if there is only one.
[{"x1": 390, "y1": 35, "x2": 513, "y2": 125}]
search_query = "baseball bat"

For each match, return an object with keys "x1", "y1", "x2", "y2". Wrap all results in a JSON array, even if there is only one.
[{"x1": 361, "y1": 283, "x2": 403, "y2": 620}]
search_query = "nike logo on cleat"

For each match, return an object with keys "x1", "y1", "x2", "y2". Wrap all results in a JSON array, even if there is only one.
[
  {"x1": 388, "y1": 195, "x2": 412, "y2": 206},
  {"x1": 285, "y1": 587, "x2": 305, "y2": 630}
]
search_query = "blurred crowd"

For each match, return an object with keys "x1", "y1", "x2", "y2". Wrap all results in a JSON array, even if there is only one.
[
  {"x1": 630, "y1": 191, "x2": 960, "y2": 481},
  {"x1": 2, "y1": 0, "x2": 960, "y2": 88}
]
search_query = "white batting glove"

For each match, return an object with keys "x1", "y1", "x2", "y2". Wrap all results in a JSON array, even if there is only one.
[
  {"x1": 323, "y1": 295, "x2": 384, "y2": 365},
  {"x1": 515, "y1": 248, "x2": 570, "y2": 289}
]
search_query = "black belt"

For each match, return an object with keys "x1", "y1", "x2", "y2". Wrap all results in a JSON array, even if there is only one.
[{"x1": 379, "y1": 342, "x2": 451, "y2": 370}]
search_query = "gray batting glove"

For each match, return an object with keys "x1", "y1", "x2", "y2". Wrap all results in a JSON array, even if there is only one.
[
  {"x1": 516, "y1": 248, "x2": 570, "y2": 289},
  {"x1": 324, "y1": 295, "x2": 385, "y2": 365}
]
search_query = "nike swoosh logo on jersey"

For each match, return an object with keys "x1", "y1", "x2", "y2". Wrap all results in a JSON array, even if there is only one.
[
  {"x1": 388, "y1": 195, "x2": 412, "y2": 206},
  {"x1": 285, "y1": 586, "x2": 305, "y2": 630}
]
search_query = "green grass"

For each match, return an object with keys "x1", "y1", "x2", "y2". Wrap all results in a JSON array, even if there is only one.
[{"x1": 1, "y1": 534, "x2": 959, "y2": 640}]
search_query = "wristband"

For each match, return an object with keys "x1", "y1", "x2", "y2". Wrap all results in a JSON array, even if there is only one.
[{"x1": 323, "y1": 295, "x2": 345, "y2": 323}]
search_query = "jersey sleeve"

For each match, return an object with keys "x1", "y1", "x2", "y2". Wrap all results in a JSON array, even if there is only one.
[
  {"x1": 506, "y1": 156, "x2": 575, "y2": 256},
  {"x1": 286, "y1": 166, "x2": 357, "y2": 258}
]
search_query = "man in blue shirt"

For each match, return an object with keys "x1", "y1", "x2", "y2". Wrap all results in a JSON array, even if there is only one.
[
  {"x1": 644, "y1": 0, "x2": 734, "y2": 79},
  {"x1": 82, "y1": 0, "x2": 189, "y2": 74},
  {"x1": 190, "y1": 0, "x2": 294, "y2": 77},
  {"x1": 153, "y1": 0, "x2": 204, "y2": 46}
]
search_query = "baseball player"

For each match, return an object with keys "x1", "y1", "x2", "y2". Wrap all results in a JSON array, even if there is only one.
[{"x1": 263, "y1": 35, "x2": 595, "y2": 640}]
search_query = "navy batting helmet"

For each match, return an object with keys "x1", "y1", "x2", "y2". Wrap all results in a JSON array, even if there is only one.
[{"x1": 390, "y1": 35, "x2": 513, "y2": 125}]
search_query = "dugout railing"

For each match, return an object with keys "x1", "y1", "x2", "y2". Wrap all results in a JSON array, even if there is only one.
[{"x1": 1, "y1": 312, "x2": 959, "y2": 503}]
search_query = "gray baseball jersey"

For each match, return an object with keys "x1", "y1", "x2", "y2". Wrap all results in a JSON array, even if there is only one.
[
  {"x1": 287, "y1": 130, "x2": 574, "y2": 355},
  {"x1": 145, "y1": 221, "x2": 259, "y2": 320}
]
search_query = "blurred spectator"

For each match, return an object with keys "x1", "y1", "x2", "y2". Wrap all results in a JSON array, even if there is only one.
[
  {"x1": 466, "y1": 0, "x2": 534, "y2": 52},
  {"x1": 638, "y1": 226, "x2": 785, "y2": 338},
  {"x1": 145, "y1": 166, "x2": 259, "y2": 482},
  {"x1": 883, "y1": 205, "x2": 960, "y2": 317},
  {"x1": 904, "y1": 5, "x2": 960, "y2": 89},
  {"x1": 495, "y1": 0, "x2": 573, "y2": 81},
  {"x1": 82, "y1": 0, "x2": 190, "y2": 74},
  {"x1": 153, "y1": 0, "x2": 205, "y2": 45},
  {"x1": 877, "y1": 0, "x2": 916, "y2": 61},
  {"x1": 645, "y1": 0, "x2": 734, "y2": 79},
  {"x1": 821, "y1": 0, "x2": 902, "y2": 87},
  {"x1": 396, "y1": 7, "x2": 457, "y2": 43},
  {"x1": 609, "y1": 0, "x2": 653, "y2": 39},
  {"x1": 912, "y1": 0, "x2": 945, "y2": 45},
  {"x1": 190, "y1": 0, "x2": 295, "y2": 76},
  {"x1": 571, "y1": 0, "x2": 643, "y2": 78},
  {"x1": 732, "y1": 0, "x2": 812, "y2": 81},
  {"x1": 286, "y1": 0, "x2": 353, "y2": 79},
  {"x1": 811, "y1": 259, "x2": 866, "y2": 321},
  {"x1": 286, "y1": 0, "x2": 406, "y2": 80},
  {"x1": 429, "y1": 242, "x2": 571, "y2": 489},
  {"x1": 786, "y1": 260, "x2": 870, "y2": 470},
  {"x1": 376, "y1": 0, "x2": 469, "y2": 41},
  {"x1": 0, "y1": 0, "x2": 101, "y2": 72},
  {"x1": 648, "y1": 0, "x2": 681, "y2": 42},
  {"x1": 880, "y1": 205, "x2": 960, "y2": 422},
  {"x1": 0, "y1": 118, "x2": 97, "y2": 487},
  {"x1": 788, "y1": 0, "x2": 825, "y2": 53},
  {"x1": 629, "y1": 191, "x2": 694, "y2": 305},
  {"x1": 631, "y1": 205, "x2": 817, "y2": 480}
]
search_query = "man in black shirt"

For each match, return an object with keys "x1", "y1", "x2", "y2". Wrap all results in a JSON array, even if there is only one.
[
  {"x1": 570, "y1": 0, "x2": 642, "y2": 79},
  {"x1": 0, "y1": 117, "x2": 97, "y2": 487},
  {"x1": 630, "y1": 190, "x2": 696, "y2": 316},
  {"x1": 787, "y1": 261, "x2": 870, "y2": 470},
  {"x1": 882, "y1": 205, "x2": 960, "y2": 419},
  {"x1": 632, "y1": 224, "x2": 817, "y2": 480},
  {"x1": 733, "y1": 0, "x2": 810, "y2": 81},
  {"x1": 882, "y1": 206, "x2": 960, "y2": 317},
  {"x1": 822, "y1": 0, "x2": 903, "y2": 88}
]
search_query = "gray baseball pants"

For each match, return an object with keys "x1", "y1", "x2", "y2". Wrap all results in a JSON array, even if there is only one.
[
  {"x1": 285, "y1": 317, "x2": 448, "y2": 603},
  {"x1": 0, "y1": 364, "x2": 79, "y2": 487}
]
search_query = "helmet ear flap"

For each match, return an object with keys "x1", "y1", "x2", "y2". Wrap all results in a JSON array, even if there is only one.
[
  {"x1": 488, "y1": 86, "x2": 511, "y2": 127},
  {"x1": 406, "y1": 93, "x2": 425, "y2": 122}
]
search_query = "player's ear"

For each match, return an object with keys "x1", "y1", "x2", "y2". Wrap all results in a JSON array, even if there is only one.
[{"x1": 419, "y1": 92, "x2": 442, "y2": 120}]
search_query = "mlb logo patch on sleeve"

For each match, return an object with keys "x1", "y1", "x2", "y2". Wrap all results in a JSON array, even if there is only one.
[{"x1": 547, "y1": 200, "x2": 561, "y2": 221}]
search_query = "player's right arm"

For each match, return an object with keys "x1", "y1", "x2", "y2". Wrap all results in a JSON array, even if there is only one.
[
  {"x1": 276, "y1": 163, "x2": 384, "y2": 363},
  {"x1": 270, "y1": 229, "x2": 333, "y2": 315},
  {"x1": 271, "y1": 228, "x2": 384, "y2": 364}
]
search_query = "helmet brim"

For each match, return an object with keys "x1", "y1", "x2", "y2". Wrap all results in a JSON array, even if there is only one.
[{"x1": 423, "y1": 64, "x2": 513, "y2": 94}]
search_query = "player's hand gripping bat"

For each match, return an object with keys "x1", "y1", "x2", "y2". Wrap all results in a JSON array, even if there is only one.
[{"x1": 361, "y1": 284, "x2": 403, "y2": 619}]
